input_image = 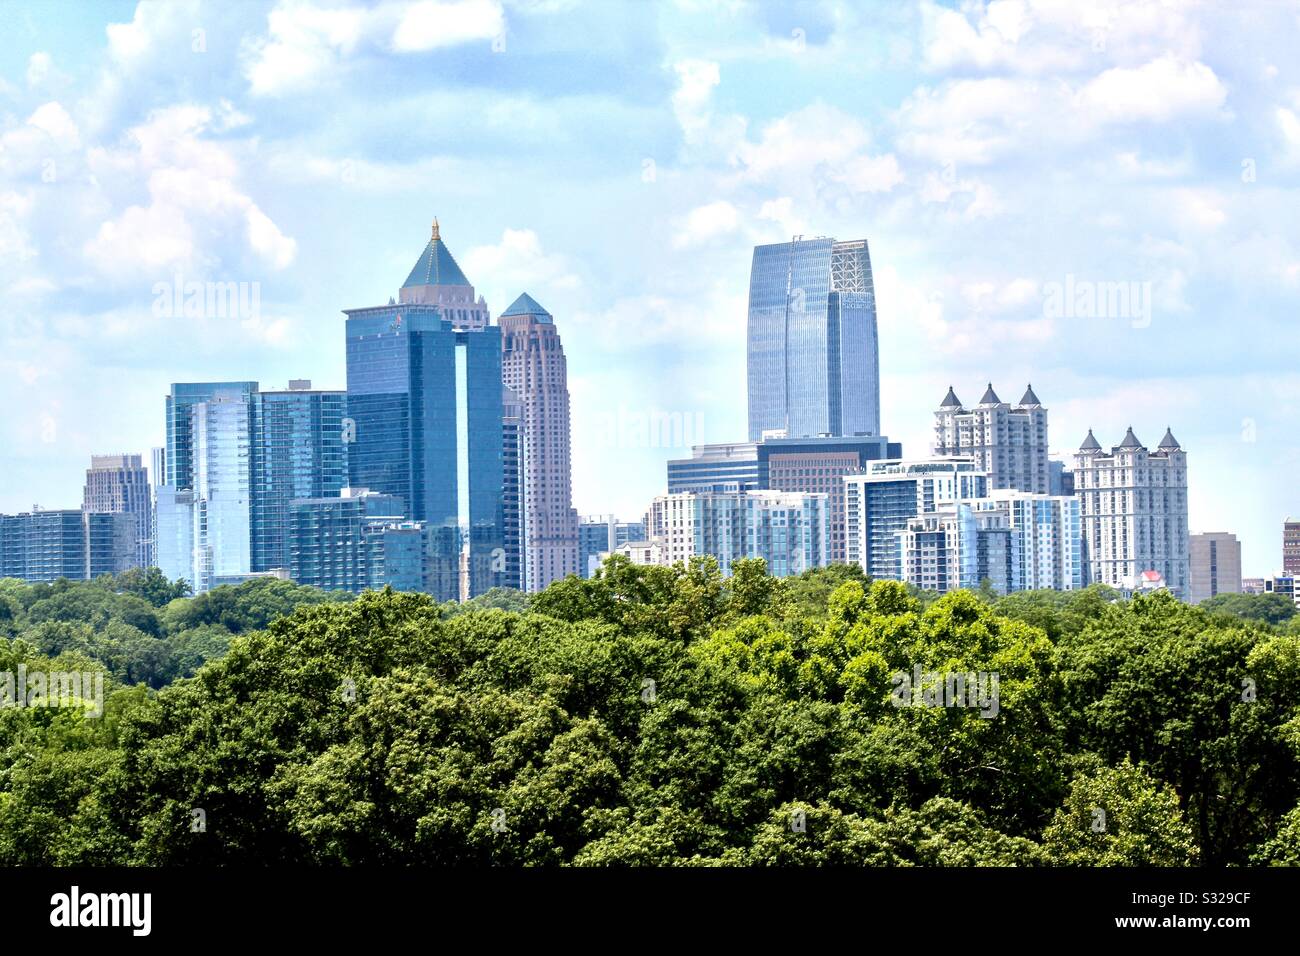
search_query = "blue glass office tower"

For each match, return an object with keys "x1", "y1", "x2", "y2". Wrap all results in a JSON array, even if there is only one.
[
  {"x1": 746, "y1": 237, "x2": 880, "y2": 441},
  {"x1": 166, "y1": 381, "x2": 258, "y2": 493},
  {"x1": 250, "y1": 382, "x2": 348, "y2": 573},
  {"x1": 344, "y1": 222, "x2": 505, "y2": 601}
]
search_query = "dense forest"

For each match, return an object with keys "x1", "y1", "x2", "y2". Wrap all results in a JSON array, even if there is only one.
[{"x1": 1, "y1": 560, "x2": 1298, "y2": 866}]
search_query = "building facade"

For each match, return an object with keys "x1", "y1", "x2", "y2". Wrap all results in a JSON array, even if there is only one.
[
  {"x1": 933, "y1": 384, "x2": 1050, "y2": 494},
  {"x1": 250, "y1": 381, "x2": 349, "y2": 574},
  {"x1": 641, "y1": 490, "x2": 829, "y2": 576},
  {"x1": 1189, "y1": 531, "x2": 1243, "y2": 604},
  {"x1": 1075, "y1": 427, "x2": 1190, "y2": 598},
  {"x1": 668, "y1": 434, "x2": 901, "y2": 563},
  {"x1": 499, "y1": 293, "x2": 579, "y2": 592},
  {"x1": 844, "y1": 458, "x2": 989, "y2": 582},
  {"x1": 189, "y1": 391, "x2": 254, "y2": 593},
  {"x1": 746, "y1": 236, "x2": 880, "y2": 441},
  {"x1": 289, "y1": 489, "x2": 428, "y2": 593},
  {"x1": 1284, "y1": 519, "x2": 1300, "y2": 576},
  {"x1": 82, "y1": 453, "x2": 153, "y2": 569},
  {"x1": 0, "y1": 509, "x2": 133, "y2": 583},
  {"x1": 579, "y1": 514, "x2": 646, "y2": 578},
  {"x1": 344, "y1": 224, "x2": 505, "y2": 601}
]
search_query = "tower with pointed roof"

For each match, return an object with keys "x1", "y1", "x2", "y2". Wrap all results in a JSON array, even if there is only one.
[
  {"x1": 1073, "y1": 426, "x2": 1189, "y2": 598},
  {"x1": 499, "y1": 292, "x2": 579, "y2": 591},
  {"x1": 342, "y1": 220, "x2": 506, "y2": 601},
  {"x1": 933, "y1": 383, "x2": 1050, "y2": 494},
  {"x1": 398, "y1": 217, "x2": 491, "y2": 329}
]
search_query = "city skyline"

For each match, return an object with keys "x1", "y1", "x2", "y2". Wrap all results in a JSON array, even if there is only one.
[{"x1": 1, "y1": 2, "x2": 1297, "y2": 576}]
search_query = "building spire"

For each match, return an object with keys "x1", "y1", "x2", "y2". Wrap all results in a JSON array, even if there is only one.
[{"x1": 431, "y1": 217, "x2": 440, "y2": 241}]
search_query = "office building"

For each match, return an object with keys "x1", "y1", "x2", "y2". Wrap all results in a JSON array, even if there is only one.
[
  {"x1": 1075, "y1": 427, "x2": 1189, "y2": 598},
  {"x1": 82, "y1": 453, "x2": 153, "y2": 569},
  {"x1": 746, "y1": 236, "x2": 880, "y2": 440},
  {"x1": 501, "y1": 388, "x2": 524, "y2": 590},
  {"x1": 1189, "y1": 531, "x2": 1242, "y2": 604},
  {"x1": 499, "y1": 293, "x2": 579, "y2": 591},
  {"x1": 344, "y1": 222, "x2": 505, "y2": 600},
  {"x1": 844, "y1": 458, "x2": 989, "y2": 581},
  {"x1": 933, "y1": 384, "x2": 1050, "y2": 494}
]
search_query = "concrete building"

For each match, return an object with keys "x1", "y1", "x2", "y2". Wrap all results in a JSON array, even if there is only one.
[
  {"x1": 844, "y1": 458, "x2": 988, "y2": 581},
  {"x1": 933, "y1": 384, "x2": 1050, "y2": 494},
  {"x1": 82, "y1": 453, "x2": 152, "y2": 569},
  {"x1": 1189, "y1": 531, "x2": 1242, "y2": 604},
  {"x1": 499, "y1": 293, "x2": 579, "y2": 592},
  {"x1": 1075, "y1": 426, "x2": 1189, "y2": 598},
  {"x1": 641, "y1": 490, "x2": 829, "y2": 577},
  {"x1": 1284, "y1": 518, "x2": 1300, "y2": 576}
]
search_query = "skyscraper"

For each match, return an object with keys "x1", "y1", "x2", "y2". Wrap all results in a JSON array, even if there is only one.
[
  {"x1": 0, "y1": 509, "x2": 133, "y2": 583},
  {"x1": 344, "y1": 221, "x2": 505, "y2": 600},
  {"x1": 165, "y1": 381, "x2": 257, "y2": 493},
  {"x1": 1075, "y1": 427, "x2": 1189, "y2": 597},
  {"x1": 250, "y1": 381, "x2": 348, "y2": 573},
  {"x1": 746, "y1": 236, "x2": 880, "y2": 441},
  {"x1": 933, "y1": 384, "x2": 1050, "y2": 494},
  {"x1": 499, "y1": 293, "x2": 578, "y2": 591},
  {"x1": 1284, "y1": 519, "x2": 1300, "y2": 576},
  {"x1": 82, "y1": 453, "x2": 153, "y2": 569},
  {"x1": 190, "y1": 391, "x2": 253, "y2": 593}
]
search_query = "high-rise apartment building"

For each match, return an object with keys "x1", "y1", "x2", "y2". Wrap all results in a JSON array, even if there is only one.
[
  {"x1": 501, "y1": 388, "x2": 524, "y2": 590},
  {"x1": 250, "y1": 381, "x2": 348, "y2": 573},
  {"x1": 668, "y1": 434, "x2": 901, "y2": 563},
  {"x1": 746, "y1": 236, "x2": 880, "y2": 441},
  {"x1": 843, "y1": 458, "x2": 988, "y2": 581},
  {"x1": 1284, "y1": 519, "x2": 1300, "y2": 576},
  {"x1": 499, "y1": 293, "x2": 578, "y2": 592},
  {"x1": 289, "y1": 489, "x2": 428, "y2": 593},
  {"x1": 0, "y1": 509, "x2": 133, "y2": 583},
  {"x1": 933, "y1": 384, "x2": 1050, "y2": 494},
  {"x1": 640, "y1": 490, "x2": 828, "y2": 577},
  {"x1": 165, "y1": 381, "x2": 258, "y2": 494},
  {"x1": 190, "y1": 391, "x2": 253, "y2": 593},
  {"x1": 82, "y1": 453, "x2": 152, "y2": 569},
  {"x1": 1075, "y1": 427, "x2": 1189, "y2": 598},
  {"x1": 1189, "y1": 531, "x2": 1242, "y2": 604},
  {"x1": 344, "y1": 222, "x2": 505, "y2": 600}
]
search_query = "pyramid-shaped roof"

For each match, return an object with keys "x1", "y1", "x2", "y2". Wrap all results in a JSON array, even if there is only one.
[
  {"x1": 402, "y1": 219, "x2": 471, "y2": 289},
  {"x1": 1018, "y1": 384, "x2": 1042, "y2": 407},
  {"x1": 978, "y1": 383, "x2": 1001, "y2": 405},
  {"x1": 501, "y1": 292, "x2": 552, "y2": 322},
  {"x1": 939, "y1": 386, "x2": 962, "y2": 408},
  {"x1": 1117, "y1": 426, "x2": 1143, "y2": 450},
  {"x1": 1157, "y1": 427, "x2": 1180, "y2": 450},
  {"x1": 1079, "y1": 429, "x2": 1101, "y2": 451}
]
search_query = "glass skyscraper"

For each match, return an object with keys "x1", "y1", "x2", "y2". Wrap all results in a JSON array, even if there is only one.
[
  {"x1": 746, "y1": 236, "x2": 880, "y2": 441},
  {"x1": 344, "y1": 222, "x2": 505, "y2": 601},
  {"x1": 250, "y1": 382, "x2": 348, "y2": 573}
]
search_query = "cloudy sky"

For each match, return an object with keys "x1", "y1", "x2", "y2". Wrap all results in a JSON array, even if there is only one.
[{"x1": 1, "y1": 0, "x2": 1296, "y2": 575}]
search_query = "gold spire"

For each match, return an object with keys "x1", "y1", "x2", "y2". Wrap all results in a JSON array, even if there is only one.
[{"x1": 431, "y1": 217, "x2": 440, "y2": 241}]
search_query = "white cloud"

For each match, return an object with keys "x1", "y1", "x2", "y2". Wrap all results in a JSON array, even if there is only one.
[
  {"x1": 672, "y1": 200, "x2": 740, "y2": 248},
  {"x1": 244, "y1": 0, "x2": 505, "y2": 96},
  {"x1": 26, "y1": 52, "x2": 52, "y2": 88},
  {"x1": 671, "y1": 58, "x2": 721, "y2": 140},
  {"x1": 462, "y1": 228, "x2": 579, "y2": 311},
  {"x1": 83, "y1": 105, "x2": 296, "y2": 278},
  {"x1": 1075, "y1": 55, "x2": 1227, "y2": 124}
]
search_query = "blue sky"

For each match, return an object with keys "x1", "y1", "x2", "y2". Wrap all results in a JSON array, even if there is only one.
[{"x1": 1, "y1": 0, "x2": 1297, "y2": 575}]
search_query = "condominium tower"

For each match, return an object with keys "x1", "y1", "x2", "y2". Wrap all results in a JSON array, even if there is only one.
[
  {"x1": 82, "y1": 453, "x2": 152, "y2": 569},
  {"x1": 933, "y1": 384, "x2": 1050, "y2": 494}
]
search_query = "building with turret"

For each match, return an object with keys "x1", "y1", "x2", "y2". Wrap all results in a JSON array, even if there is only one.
[
  {"x1": 933, "y1": 383, "x2": 1049, "y2": 494},
  {"x1": 1074, "y1": 426, "x2": 1189, "y2": 597}
]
